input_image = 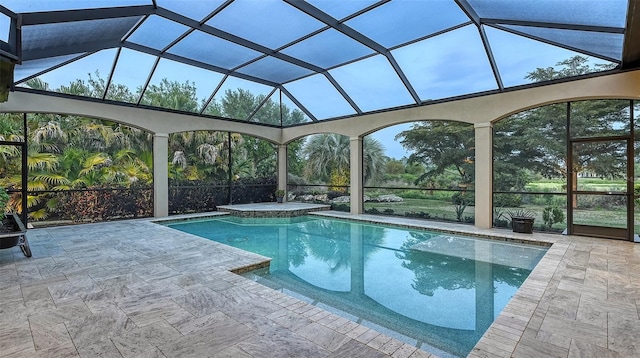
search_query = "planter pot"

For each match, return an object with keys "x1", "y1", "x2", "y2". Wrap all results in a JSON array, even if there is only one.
[
  {"x1": 276, "y1": 197, "x2": 284, "y2": 203},
  {"x1": 511, "y1": 216, "x2": 534, "y2": 234},
  {"x1": 0, "y1": 213, "x2": 31, "y2": 257}
]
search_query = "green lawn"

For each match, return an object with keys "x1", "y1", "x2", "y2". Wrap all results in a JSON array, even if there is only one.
[
  {"x1": 342, "y1": 178, "x2": 639, "y2": 233},
  {"x1": 364, "y1": 198, "x2": 473, "y2": 222},
  {"x1": 362, "y1": 196, "x2": 633, "y2": 232}
]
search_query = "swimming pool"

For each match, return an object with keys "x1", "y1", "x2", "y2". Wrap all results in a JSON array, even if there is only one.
[{"x1": 167, "y1": 215, "x2": 547, "y2": 357}]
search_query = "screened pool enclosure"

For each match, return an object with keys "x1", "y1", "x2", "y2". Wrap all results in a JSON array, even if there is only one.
[{"x1": 1, "y1": 0, "x2": 640, "y2": 240}]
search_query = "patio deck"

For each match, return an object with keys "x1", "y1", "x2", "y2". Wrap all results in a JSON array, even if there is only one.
[{"x1": 0, "y1": 209, "x2": 638, "y2": 357}]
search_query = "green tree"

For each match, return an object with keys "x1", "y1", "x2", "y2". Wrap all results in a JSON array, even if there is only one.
[
  {"x1": 301, "y1": 134, "x2": 387, "y2": 185},
  {"x1": 396, "y1": 121, "x2": 475, "y2": 188},
  {"x1": 287, "y1": 138, "x2": 305, "y2": 180},
  {"x1": 384, "y1": 158, "x2": 406, "y2": 175},
  {"x1": 220, "y1": 88, "x2": 261, "y2": 120},
  {"x1": 493, "y1": 104, "x2": 567, "y2": 191},
  {"x1": 495, "y1": 56, "x2": 628, "y2": 193},
  {"x1": 1, "y1": 75, "x2": 154, "y2": 218},
  {"x1": 169, "y1": 131, "x2": 237, "y2": 182},
  {"x1": 396, "y1": 232, "x2": 532, "y2": 296},
  {"x1": 140, "y1": 78, "x2": 199, "y2": 112},
  {"x1": 525, "y1": 55, "x2": 615, "y2": 82},
  {"x1": 237, "y1": 134, "x2": 276, "y2": 178}
]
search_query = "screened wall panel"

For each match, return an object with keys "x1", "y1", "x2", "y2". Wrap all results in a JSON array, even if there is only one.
[
  {"x1": 345, "y1": 0, "x2": 469, "y2": 48},
  {"x1": 569, "y1": 100, "x2": 631, "y2": 138},
  {"x1": 168, "y1": 130, "x2": 277, "y2": 213},
  {"x1": 202, "y1": 76, "x2": 274, "y2": 121},
  {"x1": 467, "y1": 0, "x2": 628, "y2": 28},
  {"x1": 205, "y1": 0, "x2": 324, "y2": 49},
  {"x1": 279, "y1": 29, "x2": 374, "y2": 69},
  {"x1": 21, "y1": 17, "x2": 142, "y2": 61},
  {"x1": 236, "y1": 56, "x2": 313, "y2": 83},
  {"x1": 126, "y1": 15, "x2": 190, "y2": 51},
  {"x1": 494, "y1": 104, "x2": 568, "y2": 193},
  {"x1": 284, "y1": 74, "x2": 356, "y2": 120},
  {"x1": 329, "y1": 55, "x2": 414, "y2": 112},
  {"x1": 493, "y1": 100, "x2": 638, "y2": 235},
  {"x1": 105, "y1": 48, "x2": 156, "y2": 103},
  {"x1": 140, "y1": 58, "x2": 224, "y2": 113},
  {"x1": 167, "y1": 30, "x2": 261, "y2": 69},
  {"x1": 4, "y1": 0, "x2": 632, "y2": 128},
  {"x1": 392, "y1": 25, "x2": 497, "y2": 101},
  {"x1": 634, "y1": 101, "x2": 640, "y2": 234},
  {"x1": 14, "y1": 53, "x2": 85, "y2": 83},
  {"x1": 155, "y1": 0, "x2": 225, "y2": 21},
  {"x1": 26, "y1": 49, "x2": 118, "y2": 98}
]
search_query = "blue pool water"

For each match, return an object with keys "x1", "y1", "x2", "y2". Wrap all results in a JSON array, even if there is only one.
[{"x1": 167, "y1": 216, "x2": 547, "y2": 357}]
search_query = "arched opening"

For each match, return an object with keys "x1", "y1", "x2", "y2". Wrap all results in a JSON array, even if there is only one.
[
  {"x1": 494, "y1": 99, "x2": 638, "y2": 240},
  {"x1": 0, "y1": 112, "x2": 154, "y2": 225},
  {"x1": 363, "y1": 121, "x2": 475, "y2": 224},
  {"x1": 168, "y1": 131, "x2": 277, "y2": 214},
  {"x1": 286, "y1": 133, "x2": 352, "y2": 210}
]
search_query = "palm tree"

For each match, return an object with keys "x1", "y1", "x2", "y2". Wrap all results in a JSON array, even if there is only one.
[
  {"x1": 302, "y1": 134, "x2": 349, "y2": 184},
  {"x1": 169, "y1": 130, "x2": 251, "y2": 183},
  {"x1": 301, "y1": 133, "x2": 387, "y2": 185}
]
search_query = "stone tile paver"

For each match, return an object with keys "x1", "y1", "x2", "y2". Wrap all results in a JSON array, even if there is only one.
[{"x1": 0, "y1": 210, "x2": 639, "y2": 358}]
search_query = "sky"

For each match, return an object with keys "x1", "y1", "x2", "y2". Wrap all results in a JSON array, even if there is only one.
[{"x1": 370, "y1": 123, "x2": 414, "y2": 160}]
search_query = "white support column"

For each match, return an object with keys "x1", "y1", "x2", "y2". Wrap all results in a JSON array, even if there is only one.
[
  {"x1": 474, "y1": 123, "x2": 493, "y2": 229},
  {"x1": 350, "y1": 136, "x2": 363, "y2": 214},
  {"x1": 153, "y1": 133, "x2": 169, "y2": 218},
  {"x1": 277, "y1": 144, "x2": 287, "y2": 201}
]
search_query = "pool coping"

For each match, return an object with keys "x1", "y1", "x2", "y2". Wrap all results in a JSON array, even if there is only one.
[{"x1": 157, "y1": 210, "x2": 567, "y2": 357}]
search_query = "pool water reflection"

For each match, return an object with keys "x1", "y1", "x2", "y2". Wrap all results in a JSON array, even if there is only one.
[{"x1": 167, "y1": 216, "x2": 547, "y2": 357}]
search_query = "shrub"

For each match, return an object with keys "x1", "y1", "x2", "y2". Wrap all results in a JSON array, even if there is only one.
[
  {"x1": 506, "y1": 208, "x2": 535, "y2": 218},
  {"x1": 169, "y1": 181, "x2": 223, "y2": 214},
  {"x1": 398, "y1": 189, "x2": 427, "y2": 199},
  {"x1": 327, "y1": 190, "x2": 345, "y2": 200},
  {"x1": 331, "y1": 203, "x2": 350, "y2": 212},
  {"x1": 542, "y1": 206, "x2": 565, "y2": 229},
  {"x1": 405, "y1": 211, "x2": 431, "y2": 219},
  {"x1": 365, "y1": 207, "x2": 380, "y2": 214},
  {"x1": 452, "y1": 191, "x2": 474, "y2": 206},
  {"x1": 57, "y1": 186, "x2": 153, "y2": 222},
  {"x1": 493, "y1": 207, "x2": 509, "y2": 227},
  {"x1": 0, "y1": 187, "x2": 9, "y2": 220},
  {"x1": 493, "y1": 193, "x2": 522, "y2": 207},
  {"x1": 231, "y1": 177, "x2": 276, "y2": 204}
]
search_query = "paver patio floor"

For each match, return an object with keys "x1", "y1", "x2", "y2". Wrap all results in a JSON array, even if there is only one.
[{"x1": 0, "y1": 209, "x2": 638, "y2": 357}]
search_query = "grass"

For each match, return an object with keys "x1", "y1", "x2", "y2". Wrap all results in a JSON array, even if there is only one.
[
  {"x1": 364, "y1": 198, "x2": 473, "y2": 222},
  {"x1": 363, "y1": 196, "x2": 631, "y2": 232},
  {"x1": 324, "y1": 178, "x2": 639, "y2": 233},
  {"x1": 525, "y1": 178, "x2": 628, "y2": 192}
]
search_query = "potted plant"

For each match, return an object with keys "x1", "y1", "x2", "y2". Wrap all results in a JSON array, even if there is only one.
[
  {"x1": 506, "y1": 208, "x2": 535, "y2": 234},
  {"x1": 275, "y1": 189, "x2": 285, "y2": 203},
  {"x1": 0, "y1": 187, "x2": 31, "y2": 257}
]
